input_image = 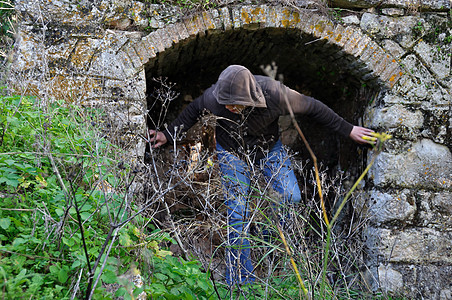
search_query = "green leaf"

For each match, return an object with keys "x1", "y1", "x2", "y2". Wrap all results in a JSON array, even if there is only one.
[
  {"x1": 119, "y1": 232, "x2": 133, "y2": 247},
  {"x1": 101, "y1": 270, "x2": 117, "y2": 284},
  {"x1": 49, "y1": 265, "x2": 59, "y2": 275},
  {"x1": 58, "y1": 268, "x2": 68, "y2": 283},
  {"x1": 80, "y1": 211, "x2": 91, "y2": 221},
  {"x1": 0, "y1": 218, "x2": 11, "y2": 230},
  {"x1": 55, "y1": 208, "x2": 65, "y2": 216},
  {"x1": 154, "y1": 273, "x2": 167, "y2": 281},
  {"x1": 115, "y1": 287, "x2": 127, "y2": 297},
  {"x1": 12, "y1": 237, "x2": 26, "y2": 249}
]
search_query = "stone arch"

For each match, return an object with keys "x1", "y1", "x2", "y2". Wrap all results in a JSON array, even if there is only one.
[
  {"x1": 136, "y1": 6, "x2": 404, "y2": 166},
  {"x1": 130, "y1": 6, "x2": 404, "y2": 89}
]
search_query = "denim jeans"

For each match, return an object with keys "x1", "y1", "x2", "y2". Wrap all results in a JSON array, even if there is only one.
[{"x1": 216, "y1": 140, "x2": 301, "y2": 285}]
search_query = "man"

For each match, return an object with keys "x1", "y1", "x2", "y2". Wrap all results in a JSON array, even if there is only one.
[{"x1": 148, "y1": 65, "x2": 374, "y2": 286}]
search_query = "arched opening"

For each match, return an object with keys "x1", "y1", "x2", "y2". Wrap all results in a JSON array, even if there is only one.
[
  {"x1": 143, "y1": 26, "x2": 378, "y2": 286},
  {"x1": 146, "y1": 27, "x2": 375, "y2": 198}
]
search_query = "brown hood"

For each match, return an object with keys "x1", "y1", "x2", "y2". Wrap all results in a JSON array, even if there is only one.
[{"x1": 213, "y1": 65, "x2": 267, "y2": 108}]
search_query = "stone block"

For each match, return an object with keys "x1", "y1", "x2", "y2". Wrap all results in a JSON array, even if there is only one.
[
  {"x1": 373, "y1": 53, "x2": 394, "y2": 76},
  {"x1": 377, "y1": 264, "x2": 404, "y2": 293},
  {"x1": 87, "y1": 50, "x2": 136, "y2": 80},
  {"x1": 207, "y1": 9, "x2": 223, "y2": 30},
  {"x1": 369, "y1": 139, "x2": 452, "y2": 188},
  {"x1": 367, "y1": 104, "x2": 424, "y2": 129},
  {"x1": 165, "y1": 24, "x2": 181, "y2": 44},
  {"x1": 414, "y1": 40, "x2": 450, "y2": 80},
  {"x1": 311, "y1": 15, "x2": 334, "y2": 39},
  {"x1": 144, "y1": 31, "x2": 164, "y2": 53},
  {"x1": 328, "y1": 24, "x2": 354, "y2": 48},
  {"x1": 232, "y1": 7, "x2": 242, "y2": 29},
  {"x1": 70, "y1": 38, "x2": 103, "y2": 72},
  {"x1": 174, "y1": 22, "x2": 190, "y2": 41},
  {"x1": 239, "y1": 6, "x2": 267, "y2": 29},
  {"x1": 342, "y1": 30, "x2": 365, "y2": 55},
  {"x1": 364, "y1": 226, "x2": 452, "y2": 264},
  {"x1": 133, "y1": 39, "x2": 153, "y2": 65},
  {"x1": 381, "y1": 39, "x2": 405, "y2": 59},
  {"x1": 375, "y1": 90, "x2": 419, "y2": 106},
  {"x1": 45, "y1": 38, "x2": 77, "y2": 62},
  {"x1": 264, "y1": 6, "x2": 279, "y2": 28},
  {"x1": 352, "y1": 34, "x2": 373, "y2": 57},
  {"x1": 381, "y1": 8, "x2": 405, "y2": 16},
  {"x1": 366, "y1": 189, "x2": 416, "y2": 225},
  {"x1": 384, "y1": 0, "x2": 451, "y2": 10},
  {"x1": 280, "y1": 7, "x2": 301, "y2": 28},
  {"x1": 123, "y1": 44, "x2": 143, "y2": 69},
  {"x1": 379, "y1": 61, "x2": 404, "y2": 87},
  {"x1": 49, "y1": 75, "x2": 100, "y2": 102},
  {"x1": 342, "y1": 15, "x2": 360, "y2": 25},
  {"x1": 156, "y1": 28, "x2": 174, "y2": 49},
  {"x1": 183, "y1": 14, "x2": 207, "y2": 37},
  {"x1": 417, "y1": 191, "x2": 452, "y2": 229},
  {"x1": 218, "y1": 7, "x2": 232, "y2": 30},
  {"x1": 363, "y1": 46, "x2": 385, "y2": 72},
  {"x1": 297, "y1": 11, "x2": 320, "y2": 35},
  {"x1": 360, "y1": 12, "x2": 381, "y2": 35},
  {"x1": 201, "y1": 11, "x2": 216, "y2": 30}
]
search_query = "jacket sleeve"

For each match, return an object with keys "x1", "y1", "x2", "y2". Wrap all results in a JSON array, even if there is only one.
[
  {"x1": 163, "y1": 95, "x2": 205, "y2": 144},
  {"x1": 281, "y1": 84, "x2": 354, "y2": 137}
]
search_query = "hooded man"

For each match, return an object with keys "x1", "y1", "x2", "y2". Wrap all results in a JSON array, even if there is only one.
[{"x1": 149, "y1": 65, "x2": 374, "y2": 286}]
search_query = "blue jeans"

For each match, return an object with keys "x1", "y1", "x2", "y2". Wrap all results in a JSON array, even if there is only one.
[{"x1": 216, "y1": 140, "x2": 301, "y2": 285}]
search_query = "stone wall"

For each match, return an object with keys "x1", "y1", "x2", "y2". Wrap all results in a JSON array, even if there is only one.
[{"x1": 9, "y1": 0, "x2": 451, "y2": 298}]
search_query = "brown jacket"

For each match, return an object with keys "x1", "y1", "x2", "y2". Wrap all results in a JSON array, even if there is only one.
[{"x1": 163, "y1": 65, "x2": 353, "y2": 160}]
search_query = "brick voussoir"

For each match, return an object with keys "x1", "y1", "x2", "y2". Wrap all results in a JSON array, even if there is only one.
[
  {"x1": 218, "y1": 7, "x2": 232, "y2": 30},
  {"x1": 201, "y1": 11, "x2": 216, "y2": 30},
  {"x1": 310, "y1": 15, "x2": 334, "y2": 39},
  {"x1": 133, "y1": 41, "x2": 150, "y2": 65},
  {"x1": 155, "y1": 29, "x2": 173, "y2": 49},
  {"x1": 232, "y1": 7, "x2": 241, "y2": 29},
  {"x1": 364, "y1": 46, "x2": 386, "y2": 71},
  {"x1": 265, "y1": 5, "x2": 279, "y2": 28},
  {"x1": 122, "y1": 44, "x2": 142, "y2": 69},
  {"x1": 144, "y1": 31, "x2": 164, "y2": 52},
  {"x1": 351, "y1": 34, "x2": 372, "y2": 57},
  {"x1": 297, "y1": 11, "x2": 318, "y2": 35},
  {"x1": 183, "y1": 14, "x2": 207, "y2": 37},
  {"x1": 379, "y1": 61, "x2": 403, "y2": 87},
  {"x1": 239, "y1": 5, "x2": 267, "y2": 28},
  {"x1": 330, "y1": 24, "x2": 356, "y2": 48},
  {"x1": 165, "y1": 24, "x2": 181, "y2": 44},
  {"x1": 280, "y1": 7, "x2": 301, "y2": 28}
]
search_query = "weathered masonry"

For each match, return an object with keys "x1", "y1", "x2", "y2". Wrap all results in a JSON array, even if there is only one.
[{"x1": 9, "y1": 0, "x2": 451, "y2": 298}]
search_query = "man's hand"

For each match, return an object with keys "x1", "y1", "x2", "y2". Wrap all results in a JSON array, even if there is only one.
[
  {"x1": 148, "y1": 129, "x2": 167, "y2": 148},
  {"x1": 349, "y1": 126, "x2": 375, "y2": 145}
]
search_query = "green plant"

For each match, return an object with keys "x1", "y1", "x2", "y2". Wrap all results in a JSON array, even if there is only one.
[{"x1": 0, "y1": 92, "x2": 218, "y2": 299}]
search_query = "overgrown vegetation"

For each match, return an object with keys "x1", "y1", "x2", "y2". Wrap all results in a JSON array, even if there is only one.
[{"x1": 0, "y1": 92, "x2": 223, "y2": 299}]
